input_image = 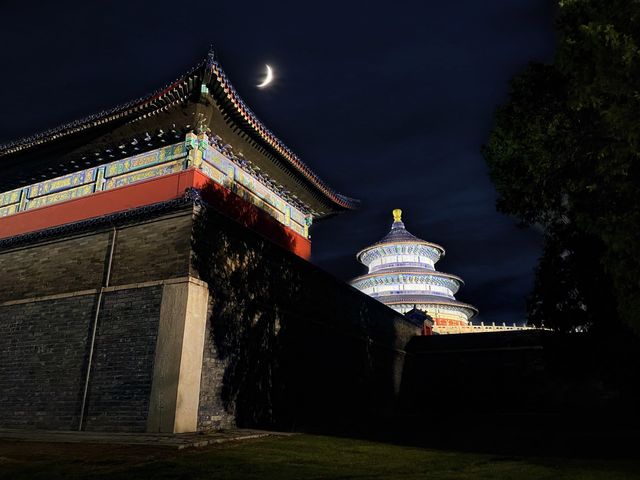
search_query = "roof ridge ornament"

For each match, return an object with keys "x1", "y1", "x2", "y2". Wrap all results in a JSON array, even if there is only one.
[{"x1": 391, "y1": 208, "x2": 404, "y2": 230}]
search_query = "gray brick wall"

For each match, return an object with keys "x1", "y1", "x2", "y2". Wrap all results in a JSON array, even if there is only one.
[
  {"x1": 108, "y1": 212, "x2": 193, "y2": 286},
  {"x1": 0, "y1": 234, "x2": 109, "y2": 302},
  {"x1": 194, "y1": 206, "x2": 420, "y2": 431},
  {"x1": 83, "y1": 286, "x2": 163, "y2": 432},
  {"x1": 198, "y1": 299, "x2": 235, "y2": 430},
  {"x1": 0, "y1": 204, "x2": 419, "y2": 433},
  {"x1": 0, "y1": 209, "x2": 194, "y2": 303},
  {"x1": 0, "y1": 209, "x2": 194, "y2": 431},
  {"x1": 0, "y1": 287, "x2": 163, "y2": 432},
  {"x1": 0, "y1": 294, "x2": 96, "y2": 429}
]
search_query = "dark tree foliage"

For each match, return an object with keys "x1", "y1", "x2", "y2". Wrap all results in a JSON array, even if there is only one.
[
  {"x1": 527, "y1": 226, "x2": 617, "y2": 332},
  {"x1": 483, "y1": 0, "x2": 640, "y2": 333}
]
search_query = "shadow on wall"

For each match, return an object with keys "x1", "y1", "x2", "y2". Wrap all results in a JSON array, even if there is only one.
[
  {"x1": 192, "y1": 183, "x2": 297, "y2": 429},
  {"x1": 191, "y1": 181, "x2": 417, "y2": 431},
  {"x1": 197, "y1": 180, "x2": 299, "y2": 255}
]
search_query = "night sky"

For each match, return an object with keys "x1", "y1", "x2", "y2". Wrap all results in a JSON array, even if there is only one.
[{"x1": 0, "y1": 1, "x2": 555, "y2": 324}]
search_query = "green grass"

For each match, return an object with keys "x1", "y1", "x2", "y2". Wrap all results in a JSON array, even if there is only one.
[{"x1": 0, "y1": 434, "x2": 638, "y2": 480}]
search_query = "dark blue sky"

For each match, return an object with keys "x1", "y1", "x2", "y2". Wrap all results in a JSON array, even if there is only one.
[{"x1": 0, "y1": 1, "x2": 555, "y2": 323}]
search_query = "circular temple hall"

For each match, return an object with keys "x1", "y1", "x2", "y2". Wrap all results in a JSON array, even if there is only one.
[{"x1": 351, "y1": 209, "x2": 477, "y2": 329}]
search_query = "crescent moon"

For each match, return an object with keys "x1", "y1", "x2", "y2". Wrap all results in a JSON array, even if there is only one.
[{"x1": 257, "y1": 64, "x2": 273, "y2": 88}]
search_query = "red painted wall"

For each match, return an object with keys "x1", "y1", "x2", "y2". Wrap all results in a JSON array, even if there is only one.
[
  {"x1": 0, "y1": 168, "x2": 311, "y2": 260},
  {"x1": 434, "y1": 318, "x2": 468, "y2": 327}
]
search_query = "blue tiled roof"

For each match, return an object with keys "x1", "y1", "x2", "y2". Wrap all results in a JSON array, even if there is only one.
[{"x1": 374, "y1": 220, "x2": 424, "y2": 245}]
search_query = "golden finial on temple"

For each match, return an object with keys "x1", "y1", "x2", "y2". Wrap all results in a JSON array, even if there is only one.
[{"x1": 392, "y1": 208, "x2": 402, "y2": 222}]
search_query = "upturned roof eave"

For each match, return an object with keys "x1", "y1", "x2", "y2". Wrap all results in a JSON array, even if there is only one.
[
  {"x1": 382, "y1": 297, "x2": 479, "y2": 316},
  {"x1": 0, "y1": 60, "x2": 205, "y2": 159},
  {"x1": 204, "y1": 51, "x2": 358, "y2": 212}
]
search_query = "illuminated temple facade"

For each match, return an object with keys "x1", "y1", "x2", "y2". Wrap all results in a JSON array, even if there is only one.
[
  {"x1": 351, "y1": 209, "x2": 478, "y2": 331},
  {"x1": 0, "y1": 48, "x2": 357, "y2": 256}
]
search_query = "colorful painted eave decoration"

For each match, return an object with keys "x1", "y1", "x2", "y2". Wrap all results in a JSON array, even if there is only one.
[{"x1": 0, "y1": 137, "x2": 313, "y2": 239}]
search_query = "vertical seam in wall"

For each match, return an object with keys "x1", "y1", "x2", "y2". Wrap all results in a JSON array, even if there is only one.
[{"x1": 78, "y1": 225, "x2": 117, "y2": 431}]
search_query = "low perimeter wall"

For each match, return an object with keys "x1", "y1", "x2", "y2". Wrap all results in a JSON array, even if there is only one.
[{"x1": 400, "y1": 329, "x2": 640, "y2": 428}]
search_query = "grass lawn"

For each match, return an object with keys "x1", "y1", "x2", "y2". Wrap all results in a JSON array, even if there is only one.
[{"x1": 0, "y1": 434, "x2": 638, "y2": 480}]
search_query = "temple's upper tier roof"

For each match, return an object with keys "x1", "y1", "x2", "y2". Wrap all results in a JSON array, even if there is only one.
[
  {"x1": 0, "y1": 47, "x2": 358, "y2": 218},
  {"x1": 376, "y1": 209, "x2": 444, "y2": 249},
  {"x1": 356, "y1": 209, "x2": 445, "y2": 263}
]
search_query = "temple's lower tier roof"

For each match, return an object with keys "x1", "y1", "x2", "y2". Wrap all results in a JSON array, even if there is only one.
[{"x1": 373, "y1": 294, "x2": 478, "y2": 314}]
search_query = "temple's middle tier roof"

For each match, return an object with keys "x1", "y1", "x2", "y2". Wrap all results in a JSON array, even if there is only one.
[{"x1": 352, "y1": 270, "x2": 463, "y2": 292}]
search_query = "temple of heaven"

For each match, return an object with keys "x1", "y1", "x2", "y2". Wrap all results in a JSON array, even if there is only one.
[{"x1": 351, "y1": 209, "x2": 478, "y2": 328}]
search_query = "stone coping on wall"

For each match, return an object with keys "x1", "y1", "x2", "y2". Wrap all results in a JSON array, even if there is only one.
[
  {"x1": 0, "y1": 273, "x2": 415, "y2": 356},
  {"x1": 0, "y1": 276, "x2": 206, "y2": 307}
]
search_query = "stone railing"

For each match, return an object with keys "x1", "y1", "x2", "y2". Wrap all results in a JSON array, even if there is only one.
[{"x1": 433, "y1": 323, "x2": 541, "y2": 335}]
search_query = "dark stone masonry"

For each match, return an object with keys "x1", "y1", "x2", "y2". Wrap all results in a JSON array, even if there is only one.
[
  {"x1": 0, "y1": 209, "x2": 193, "y2": 431},
  {"x1": 192, "y1": 203, "x2": 419, "y2": 431},
  {"x1": 0, "y1": 203, "x2": 420, "y2": 432},
  {"x1": 1, "y1": 202, "x2": 639, "y2": 436},
  {"x1": 83, "y1": 286, "x2": 163, "y2": 432},
  {"x1": 0, "y1": 294, "x2": 95, "y2": 430}
]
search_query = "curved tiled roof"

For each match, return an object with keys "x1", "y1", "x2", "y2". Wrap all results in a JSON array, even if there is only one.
[
  {"x1": 356, "y1": 219, "x2": 445, "y2": 262},
  {"x1": 369, "y1": 266, "x2": 436, "y2": 274},
  {"x1": 205, "y1": 52, "x2": 357, "y2": 210},
  {"x1": 0, "y1": 63, "x2": 203, "y2": 158},
  {"x1": 0, "y1": 47, "x2": 358, "y2": 212},
  {"x1": 376, "y1": 294, "x2": 478, "y2": 314},
  {"x1": 374, "y1": 220, "x2": 445, "y2": 252},
  {"x1": 376, "y1": 220, "x2": 422, "y2": 244},
  {"x1": 351, "y1": 269, "x2": 464, "y2": 286}
]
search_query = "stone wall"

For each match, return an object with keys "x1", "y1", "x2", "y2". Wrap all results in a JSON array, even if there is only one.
[
  {"x1": 83, "y1": 286, "x2": 163, "y2": 431},
  {"x1": 0, "y1": 233, "x2": 110, "y2": 301},
  {"x1": 0, "y1": 209, "x2": 193, "y2": 431},
  {"x1": 400, "y1": 330, "x2": 640, "y2": 426},
  {"x1": 0, "y1": 294, "x2": 95, "y2": 429},
  {"x1": 0, "y1": 210, "x2": 193, "y2": 304},
  {"x1": 192, "y1": 205, "x2": 420, "y2": 431},
  {"x1": 0, "y1": 203, "x2": 420, "y2": 432}
]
